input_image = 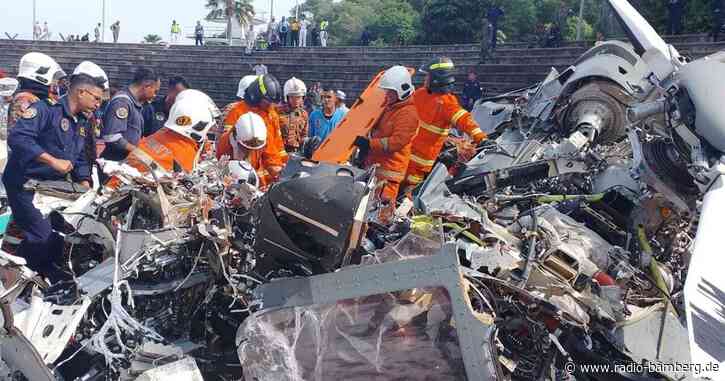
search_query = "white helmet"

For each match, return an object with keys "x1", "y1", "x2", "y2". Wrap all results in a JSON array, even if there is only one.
[
  {"x1": 17, "y1": 52, "x2": 66, "y2": 86},
  {"x1": 72, "y1": 61, "x2": 109, "y2": 90},
  {"x1": 0, "y1": 77, "x2": 19, "y2": 97},
  {"x1": 237, "y1": 75, "x2": 258, "y2": 98},
  {"x1": 175, "y1": 89, "x2": 221, "y2": 119},
  {"x1": 228, "y1": 160, "x2": 259, "y2": 187},
  {"x1": 234, "y1": 112, "x2": 267, "y2": 150},
  {"x1": 283, "y1": 77, "x2": 307, "y2": 99},
  {"x1": 164, "y1": 91, "x2": 215, "y2": 143},
  {"x1": 379, "y1": 65, "x2": 414, "y2": 101}
]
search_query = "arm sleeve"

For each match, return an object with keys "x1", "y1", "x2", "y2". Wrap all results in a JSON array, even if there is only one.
[
  {"x1": 443, "y1": 97, "x2": 486, "y2": 143},
  {"x1": 7, "y1": 107, "x2": 48, "y2": 166},
  {"x1": 216, "y1": 130, "x2": 233, "y2": 160},
  {"x1": 223, "y1": 107, "x2": 240, "y2": 132},
  {"x1": 101, "y1": 100, "x2": 129, "y2": 142},
  {"x1": 370, "y1": 108, "x2": 419, "y2": 154},
  {"x1": 262, "y1": 119, "x2": 287, "y2": 169}
]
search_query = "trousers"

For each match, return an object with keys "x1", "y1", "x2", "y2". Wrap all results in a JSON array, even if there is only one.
[{"x1": 5, "y1": 186, "x2": 63, "y2": 276}]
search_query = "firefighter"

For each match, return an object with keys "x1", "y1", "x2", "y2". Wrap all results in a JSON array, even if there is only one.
[
  {"x1": 279, "y1": 77, "x2": 308, "y2": 153},
  {"x1": 8, "y1": 52, "x2": 66, "y2": 130},
  {"x1": 100, "y1": 67, "x2": 160, "y2": 161},
  {"x1": 353, "y1": 66, "x2": 418, "y2": 208},
  {"x1": 402, "y1": 57, "x2": 487, "y2": 191},
  {"x1": 217, "y1": 75, "x2": 257, "y2": 140},
  {"x1": 223, "y1": 74, "x2": 287, "y2": 183},
  {"x1": 2, "y1": 73, "x2": 104, "y2": 281},
  {"x1": 216, "y1": 111, "x2": 271, "y2": 187}
]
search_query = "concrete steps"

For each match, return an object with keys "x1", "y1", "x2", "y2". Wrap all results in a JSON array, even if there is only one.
[{"x1": 0, "y1": 34, "x2": 722, "y2": 107}]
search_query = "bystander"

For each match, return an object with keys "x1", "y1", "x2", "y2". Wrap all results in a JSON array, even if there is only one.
[
  {"x1": 195, "y1": 21, "x2": 204, "y2": 46},
  {"x1": 279, "y1": 17, "x2": 290, "y2": 47},
  {"x1": 461, "y1": 71, "x2": 482, "y2": 111},
  {"x1": 291, "y1": 18, "x2": 301, "y2": 47},
  {"x1": 111, "y1": 21, "x2": 120, "y2": 43},
  {"x1": 94, "y1": 23, "x2": 101, "y2": 42},
  {"x1": 668, "y1": 0, "x2": 686, "y2": 35}
]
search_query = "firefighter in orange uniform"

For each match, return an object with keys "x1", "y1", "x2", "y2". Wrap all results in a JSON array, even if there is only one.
[
  {"x1": 352, "y1": 65, "x2": 419, "y2": 213},
  {"x1": 402, "y1": 57, "x2": 487, "y2": 191},
  {"x1": 223, "y1": 75, "x2": 287, "y2": 183},
  {"x1": 216, "y1": 112, "x2": 270, "y2": 187}
]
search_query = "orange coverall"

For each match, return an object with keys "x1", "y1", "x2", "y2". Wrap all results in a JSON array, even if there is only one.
[
  {"x1": 223, "y1": 101, "x2": 288, "y2": 182},
  {"x1": 216, "y1": 129, "x2": 269, "y2": 188},
  {"x1": 364, "y1": 96, "x2": 419, "y2": 204},
  {"x1": 403, "y1": 88, "x2": 486, "y2": 189}
]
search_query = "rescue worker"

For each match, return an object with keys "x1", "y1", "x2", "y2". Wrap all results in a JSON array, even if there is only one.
[
  {"x1": 100, "y1": 67, "x2": 160, "y2": 161},
  {"x1": 144, "y1": 76, "x2": 190, "y2": 137},
  {"x1": 2, "y1": 73, "x2": 104, "y2": 280},
  {"x1": 352, "y1": 65, "x2": 418, "y2": 217},
  {"x1": 218, "y1": 75, "x2": 257, "y2": 139},
  {"x1": 278, "y1": 77, "x2": 309, "y2": 153},
  {"x1": 223, "y1": 74, "x2": 287, "y2": 183},
  {"x1": 402, "y1": 57, "x2": 487, "y2": 192},
  {"x1": 71, "y1": 61, "x2": 109, "y2": 164},
  {"x1": 216, "y1": 112, "x2": 271, "y2": 187},
  {"x1": 121, "y1": 89, "x2": 218, "y2": 178},
  {"x1": 8, "y1": 52, "x2": 66, "y2": 130}
]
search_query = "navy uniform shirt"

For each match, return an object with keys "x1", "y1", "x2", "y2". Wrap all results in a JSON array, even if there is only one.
[
  {"x1": 141, "y1": 97, "x2": 167, "y2": 137},
  {"x1": 101, "y1": 89, "x2": 144, "y2": 161},
  {"x1": 2, "y1": 97, "x2": 92, "y2": 188}
]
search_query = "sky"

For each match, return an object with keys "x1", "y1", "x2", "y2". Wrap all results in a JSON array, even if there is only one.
[{"x1": 0, "y1": 0, "x2": 298, "y2": 44}]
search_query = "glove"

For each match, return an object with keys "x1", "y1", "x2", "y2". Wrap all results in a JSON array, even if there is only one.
[
  {"x1": 302, "y1": 136, "x2": 322, "y2": 160},
  {"x1": 352, "y1": 136, "x2": 370, "y2": 168},
  {"x1": 352, "y1": 136, "x2": 370, "y2": 151}
]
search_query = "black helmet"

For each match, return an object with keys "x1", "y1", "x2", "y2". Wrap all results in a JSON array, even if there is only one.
[
  {"x1": 244, "y1": 74, "x2": 283, "y2": 105},
  {"x1": 419, "y1": 57, "x2": 456, "y2": 92}
]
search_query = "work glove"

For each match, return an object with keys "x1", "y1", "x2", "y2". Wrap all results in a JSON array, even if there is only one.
[
  {"x1": 352, "y1": 136, "x2": 370, "y2": 152},
  {"x1": 352, "y1": 136, "x2": 370, "y2": 168},
  {"x1": 302, "y1": 136, "x2": 322, "y2": 159}
]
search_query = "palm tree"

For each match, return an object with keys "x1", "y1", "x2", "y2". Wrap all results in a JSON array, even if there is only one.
[
  {"x1": 205, "y1": 0, "x2": 255, "y2": 42},
  {"x1": 143, "y1": 34, "x2": 162, "y2": 44}
]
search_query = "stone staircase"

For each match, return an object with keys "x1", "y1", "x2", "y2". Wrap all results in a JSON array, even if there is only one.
[{"x1": 0, "y1": 34, "x2": 722, "y2": 107}]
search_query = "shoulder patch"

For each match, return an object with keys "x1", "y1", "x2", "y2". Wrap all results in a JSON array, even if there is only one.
[
  {"x1": 154, "y1": 112, "x2": 166, "y2": 122},
  {"x1": 22, "y1": 107, "x2": 38, "y2": 119},
  {"x1": 45, "y1": 98, "x2": 57, "y2": 106},
  {"x1": 116, "y1": 107, "x2": 129, "y2": 119}
]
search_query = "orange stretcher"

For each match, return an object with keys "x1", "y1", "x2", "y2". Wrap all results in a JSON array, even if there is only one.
[{"x1": 312, "y1": 67, "x2": 415, "y2": 164}]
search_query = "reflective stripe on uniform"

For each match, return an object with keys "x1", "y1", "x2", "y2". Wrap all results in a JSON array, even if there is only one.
[
  {"x1": 470, "y1": 128, "x2": 484, "y2": 137},
  {"x1": 405, "y1": 174, "x2": 424, "y2": 184},
  {"x1": 409, "y1": 154, "x2": 436, "y2": 167},
  {"x1": 258, "y1": 75, "x2": 267, "y2": 95},
  {"x1": 451, "y1": 109, "x2": 467, "y2": 125},
  {"x1": 376, "y1": 168, "x2": 404, "y2": 182},
  {"x1": 430, "y1": 62, "x2": 454, "y2": 70},
  {"x1": 380, "y1": 138, "x2": 389, "y2": 152},
  {"x1": 419, "y1": 122, "x2": 449, "y2": 136}
]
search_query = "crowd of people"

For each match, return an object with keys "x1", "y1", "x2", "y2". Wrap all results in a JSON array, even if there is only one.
[
  {"x1": 260, "y1": 15, "x2": 329, "y2": 50},
  {"x1": 0, "y1": 49, "x2": 487, "y2": 282}
]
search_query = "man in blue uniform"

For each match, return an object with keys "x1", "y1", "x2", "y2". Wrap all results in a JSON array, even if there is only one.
[
  {"x1": 143, "y1": 75, "x2": 189, "y2": 137},
  {"x1": 100, "y1": 67, "x2": 160, "y2": 161},
  {"x1": 2, "y1": 73, "x2": 105, "y2": 281}
]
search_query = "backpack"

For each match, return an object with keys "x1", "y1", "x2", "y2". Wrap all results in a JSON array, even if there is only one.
[{"x1": 279, "y1": 23, "x2": 289, "y2": 33}]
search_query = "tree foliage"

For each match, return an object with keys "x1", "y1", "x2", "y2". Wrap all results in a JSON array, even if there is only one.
[
  {"x1": 143, "y1": 34, "x2": 162, "y2": 44},
  {"x1": 205, "y1": 0, "x2": 255, "y2": 27},
  {"x1": 296, "y1": 0, "x2": 717, "y2": 45}
]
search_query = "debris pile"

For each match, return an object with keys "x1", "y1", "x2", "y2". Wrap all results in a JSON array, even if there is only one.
[{"x1": 0, "y1": 1, "x2": 723, "y2": 380}]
